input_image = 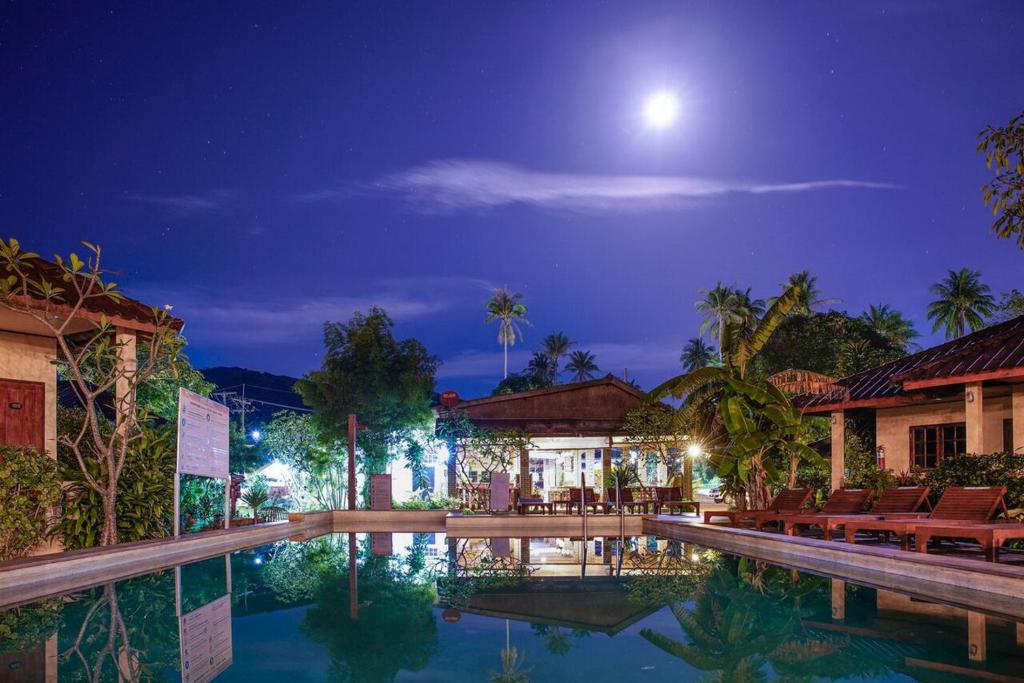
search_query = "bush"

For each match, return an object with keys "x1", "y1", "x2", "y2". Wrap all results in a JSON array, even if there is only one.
[
  {"x1": 0, "y1": 446, "x2": 61, "y2": 561},
  {"x1": 923, "y1": 452, "x2": 1024, "y2": 516},
  {"x1": 180, "y1": 476, "x2": 226, "y2": 531},
  {"x1": 57, "y1": 408, "x2": 176, "y2": 549},
  {"x1": 393, "y1": 493, "x2": 460, "y2": 510}
]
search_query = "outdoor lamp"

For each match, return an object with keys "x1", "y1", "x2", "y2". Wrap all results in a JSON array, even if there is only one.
[{"x1": 686, "y1": 443, "x2": 703, "y2": 458}]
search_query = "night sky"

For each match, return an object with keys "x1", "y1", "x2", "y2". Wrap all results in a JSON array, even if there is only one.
[{"x1": 2, "y1": 2, "x2": 1022, "y2": 397}]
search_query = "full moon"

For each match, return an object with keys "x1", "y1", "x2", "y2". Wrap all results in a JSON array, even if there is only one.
[{"x1": 643, "y1": 90, "x2": 680, "y2": 129}]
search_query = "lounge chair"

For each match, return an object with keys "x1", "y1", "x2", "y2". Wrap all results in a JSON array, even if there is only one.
[
  {"x1": 567, "y1": 486, "x2": 606, "y2": 514},
  {"x1": 761, "y1": 486, "x2": 931, "y2": 539},
  {"x1": 843, "y1": 486, "x2": 1009, "y2": 550},
  {"x1": 654, "y1": 486, "x2": 701, "y2": 516},
  {"x1": 702, "y1": 487, "x2": 813, "y2": 527},
  {"x1": 606, "y1": 486, "x2": 654, "y2": 514},
  {"x1": 915, "y1": 521, "x2": 1024, "y2": 562}
]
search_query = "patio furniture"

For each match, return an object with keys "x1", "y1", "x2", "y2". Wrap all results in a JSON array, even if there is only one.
[
  {"x1": 517, "y1": 497, "x2": 553, "y2": 515},
  {"x1": 915, "y1": 522, "x2": 1024, "y2": 562},
  {"x1": 703, "y1": 487, "x2": 813, "y2": 527},
  {"x1": 843, "y1": 486, "x2": 1009, "y2": 550},
  {"x1": 606, "y1": 487, "x2": 654, "y2": 514},
  {"x1": 654, "y1": 486, "x2": 701, "y2": 516},
  {"x1": 765, "y1": 486, "x2": 931, "y2": 540},
  {"x1": 567, "y1": 486, "x2": 607, "y2": 514}
]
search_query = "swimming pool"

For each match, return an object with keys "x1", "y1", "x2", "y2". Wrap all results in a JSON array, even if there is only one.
[{"x1": 2, "y1": 532, "x2": 1022, "y2": 681}]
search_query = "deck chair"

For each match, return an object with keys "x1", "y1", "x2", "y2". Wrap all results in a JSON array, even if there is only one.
[
  {"x1": 844, "y1": 486, "x2": 1008, "y2": 550},
  {"x1": 606, "y1": 486, "x2": 653, "y2": 514},
  {"x1": 567, "y1": 486, "x2": 606, "y2": 514},
  {"x1": 703, "y1": 487, "x2": 813, "y2": 527},
  {"x1": 654, "y1": 486, "x2": 701, "y2": 516}
]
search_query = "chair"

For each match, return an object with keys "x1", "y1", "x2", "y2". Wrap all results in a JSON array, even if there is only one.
[
  {"x1": 567, "y1": 486, "x2": 606, "y2": 514},
  {"x1": 654, "y1": 486, "x2": 701, "y2": 516},
  {"x1": 764, "y1": 486, "x2": 931, "y2": 539},
  {"x1": 844, "y1": 486, "x2": 1009, "y2": 550},
  {"x1": 606, "y1": 486, "x2": 653, "y2": 514},
  {"x1": 703, "y1": 487, "x2": 813, "y2": 527}
]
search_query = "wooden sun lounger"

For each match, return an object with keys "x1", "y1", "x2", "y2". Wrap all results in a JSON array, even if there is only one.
[
  {"x1": 844, "y1": 486, "x2": 1008, "y2": 550},
  {"x1": 758, "y1": 487, "x2": 872, "y2": 535},
  {"x1": 766, "y1": 486, "x2": 931, "y2": 540},
  {"x1": 915, "y1": 522, "x2": 1024, "y2": 562},
  {"x1": 606, "y1": 488, "x2": 653, "y2": 514},
  {"x1": 703, "y1": 487, "x2": 813, "y2": 527},
  {"x1": 654, "y1": 486, "x2": 701, "y2": 516}
]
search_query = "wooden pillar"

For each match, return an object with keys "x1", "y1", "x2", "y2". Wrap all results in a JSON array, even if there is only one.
[
  {"x1": 831, "y1": 579, "x2": 846, "y2": 621},
  {"x1": 602, "y1": 443, "x2": 612, "y2": 494},
  {"x1": 520, "y1": 537, "x2": 530, "y2": 565},
  {"x1": 965, "y1": 382, "x2": 984, "y2": 454},
  {"x1": 1016, "y1": 621, "x2": 1024, "y2": 648},
  {"x1": 1011, "y1": 386, "x2": 1024, "y2": 454},
  {"x1": 45, "y1": 634, "x2": 57, "y2": 683},
  {"x1": 519, "y1": 447, "x2": 530, "y2": 497},
  {"x1": 682, "y1": 454, "x2": 693, "y2": 499},
  {"x1": 114, "y1": 328, "x2": 137, "y2": 425},
  {"x1": 968, "y1": 611, "x2": 987, "y2": 662},
  {"x1": 830, "y1": 411, "x2": 845, "y2": 492}
]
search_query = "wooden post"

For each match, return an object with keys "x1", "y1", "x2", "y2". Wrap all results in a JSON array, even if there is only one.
[
  {"x1": 1012, "y1": 386, "x2": 1024, "y2": 454},
  {"x1": 114, "y1": 328, "x2": 137, "y2": 426},
  {"x1": 1016, "y1": 622, "x2": 1024, "y2": 648},
  {"x1": 519, "y1": 447, "x2": 530, "y2": 497},
  {"x1": 347, "y1": 414, "x2": 357, "y2": 510},
  {"x1": 348, "y1": 532, "x2": 359, "y2": 619},
  {"x1": 831, "y1": 411, "x2": 845, "y2": 492},
  {"x1": 968, "y1": 611, "x2": 986, "y2": 663},
  {"x1": 965, "y1": 382, "x2": 985, "y2": 454},
  {"x1": 831, "y1": 579, "x2": 846, "y2": 621}
]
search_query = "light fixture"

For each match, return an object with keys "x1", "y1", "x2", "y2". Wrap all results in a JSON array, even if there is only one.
[
  {"x1": 966, "y1": 390, "x2": 976, "y2": 403},
  {"x1": 686, "y1": 443, "x2": 703, "y2": 458},
  {"x1": 251, "y1": 429, "x2": 261, "y2": 442}
]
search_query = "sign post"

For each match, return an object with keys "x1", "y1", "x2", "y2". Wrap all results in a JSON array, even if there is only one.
[{"x1": 175, "y1": 388, "x2": 231, "y2": 536}]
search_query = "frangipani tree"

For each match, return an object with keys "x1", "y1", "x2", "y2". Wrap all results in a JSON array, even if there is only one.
[{"x1": 652, "y1": 284, "x2": 822, "y2": 509}]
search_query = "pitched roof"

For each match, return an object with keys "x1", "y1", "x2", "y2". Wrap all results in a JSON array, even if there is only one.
[
  {"x1": 4, "y1": 256, "x2": 183, "y2": 333},
  {"x1": 796, "y1": 315, "x2": 1024, "y2": 413}
]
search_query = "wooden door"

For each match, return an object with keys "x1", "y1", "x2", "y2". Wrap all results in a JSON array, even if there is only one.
[{"x1": 0, "y1": 379, "x2": 45, "y2": 451}]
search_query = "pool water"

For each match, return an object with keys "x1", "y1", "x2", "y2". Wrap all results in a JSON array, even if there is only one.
[{"x1": 2, "y1": 533, "x2": 1022, "y2": 681}]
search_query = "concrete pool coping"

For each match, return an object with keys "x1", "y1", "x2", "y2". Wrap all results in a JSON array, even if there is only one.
[{"x1": 3, "y1": 509, "x2": 1023, "y2": 618}]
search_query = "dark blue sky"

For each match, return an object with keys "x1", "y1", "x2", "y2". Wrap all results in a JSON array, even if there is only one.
[{"x1": 3, "y1": 1, "x2": 1022, "y2": 397}]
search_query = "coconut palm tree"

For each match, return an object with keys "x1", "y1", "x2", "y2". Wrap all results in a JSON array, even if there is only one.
[
  {"x1": 680, "y1": 338, "x2": 719, "y2": 372},
  {"x1": 565, "y1": 350, "x2": 599, "y2": 382},
  {"x1": 696, "y1": 283, "x2": 735, "y2": 352},
  {"x1": 770, "y1": 271, "x2": 838, "y2": 315},
  {"x1": 731, "y1": 287, "x2": 767, "y2": 343},
  {"x1": 526, "y1": 352, "x2": 555, "y2": 386},
  {"x1": 541, "y1": 332, "x2": 573, "y2": 379},
  {"x1": 926, "y1": 268, "x2": 996, "y2": 339},
  {"x1": 485, "y1": 288, "x2": 531, "y2": 378},
  {"x1": 859, "y1": 304, "x2": 919, "y2": 350}
]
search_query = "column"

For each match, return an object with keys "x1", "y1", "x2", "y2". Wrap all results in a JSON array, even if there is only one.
[
  {"x1": 602, "y1": 445, "x2": 612, "y2": 495},
  {"x1": 830, "y1": 410, "x2": 845, "y2": 492},
  {"x1": 519, "y1": 447, "x2": 530, "y2": 497},
  {"x1": 831, "y1": 579, "x2": 846, "y2": 621},
  {"x1": 968, "y1": 611, "x2": 987, "y2": 662},
  {"x1": 114, "y1": 328, "x2": 137, "y2": 425},
  {"x1": 965, "y1": 382, "x2": 984, "y2": 454},
  {"x1": 682, "y1": 454, "x2": 693, "y2": 499},
  {"x1": 1012, "y1": 386, "x2": 1024, "y2": 454}
]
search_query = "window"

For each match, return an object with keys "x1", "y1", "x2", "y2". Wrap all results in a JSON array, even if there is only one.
[
  {"x1": 1003, "y1": 418, "x2": 1014, "y2": 453},
  {"x1": 910, "y1": 423, "x2": 966, "y2": 469}
]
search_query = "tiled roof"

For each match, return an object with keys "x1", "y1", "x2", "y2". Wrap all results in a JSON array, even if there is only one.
[
  {"x1": 796, "y1": 315, "x2": 1024, "y2": 412},
  {"x1": 5, "y1": 256, "x2": 183, "y2": 332}
]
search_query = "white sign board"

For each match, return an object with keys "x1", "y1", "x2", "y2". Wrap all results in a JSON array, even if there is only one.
[
  {"x1": 179, "y1": 594, "x2": 233, "y2": 683},
  {"x1": 176, "y1": 388, "x2": 230, "y2": 479}
]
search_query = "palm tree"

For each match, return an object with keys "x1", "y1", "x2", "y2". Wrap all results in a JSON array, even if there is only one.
[
  {"x1": 565, "y1": 350, "x2": 599, "y2": 382},
  {"x1": 485, "y1": 288, "x2": 531, "y2": 378},
  {"x1": 541, "y1": 332, "x2": 573, "y2": 380},
  {"x1": 526, "y1": 352, "x2": 555, "y2": 386},
  {"x1": 729, "y1": 287, "x2": 766, "y2": 343},
  {"x1": 859, "y1": 304, "x2": 919, "y2": 350},
  {"x1": 696, "y1": 283, "x2": 735, "y2": 352},
  {"x1": 926, "y1": 268, "x2": 996, "y2": 339},
  {"x1": 770, "y1": 271, "x2": 838, "y2": 315},
  {"x1": 680, "y1": 338, "x2": 719, "y2": 372}
]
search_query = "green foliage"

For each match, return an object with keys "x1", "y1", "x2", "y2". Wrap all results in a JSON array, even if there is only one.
[
  {"x1": 240, "y1": 475, "x2": 270, "y2": 518},
  {"x1": 751, "y1": 311, "x2": 906, "y2": 379},
  {"x1": 0, "y1": 446, "x2": 61, "y2": 561},
  {"x1": 492, "y1": 370, "x2": 547, "y2": 395},
  {"x1": 485, "y1": 287, "x2": 531, "y2": 378},
  {"x1": 393, "y1": 493, "x2": 460, "y2": 510},
  {"x1": 922, "y1": 452, "x2": 1024, "y2": 515},
  {"x1": 261, "y1": 410, "x2": 345, "y2": 509},
  {"x1": 564, "y1": 349, "x2": 600, "y2": 382},
  {"x1": 296, "y1": 307, "x2": 439, "y2": 482},
  {"x1": 0, "y1": 599, "x2": 62, "y2": 652},
  {"x1": 994, "y1": 288, "x2": 1024, "y2": 323},
  {"x1": 179, "y1": 476, "x2": 225, "y2": 532},
  {"x1": 978, "y1": 111, "x2": 1024, "y2": 247},
  {"x1": 859, "y1": 304, "x2": 919, "y2": 351},
  {"x1": 135, "y1": 345, "x2": 215, "y2": 421},
  {"x1": 927, "y1": 267, "x2": 996, "y2": 339},
  {"x1": 57, "y1": 409, "x2": 176, "y2": 549},
  {"x1": 229, "y1": 421, "x2": 265, "y2": 474}
]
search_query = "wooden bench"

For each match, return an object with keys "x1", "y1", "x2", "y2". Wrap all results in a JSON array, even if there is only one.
[
  {"x1": 915, "y1": 522, "x2": 1024, "y2": 562},
  {"x1": 654, "y1": 486, "x2": 701, "y2": 516}
]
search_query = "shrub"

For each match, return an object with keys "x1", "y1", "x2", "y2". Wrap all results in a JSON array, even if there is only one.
[
  {"x1": 393, "y1": 493, "x2": 460, "y2": 510},
  {"x1": 180, "y1": 476, "x2": 226, "y2": 531},
  {"x1": 0, "y1": 599, "x2": 62, "y2": 652},
  {"x1": 0, "y1": 446, "x2": 61, "y2": 561},
  {"x1": 57, "y1": 408, "x2": 176, "y2": 549},
  {"x1": 923, "y1": 452, "x2": 1024, "y2": 516}
]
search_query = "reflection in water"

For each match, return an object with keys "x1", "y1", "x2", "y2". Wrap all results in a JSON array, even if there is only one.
[{"x1": 1, "y1": 534, "x2": 1023, "y2": 681}]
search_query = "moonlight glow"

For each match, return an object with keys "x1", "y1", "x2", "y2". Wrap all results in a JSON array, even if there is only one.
[{"x1": 643, "y1": 90, "x2": 680, "y2": 129}]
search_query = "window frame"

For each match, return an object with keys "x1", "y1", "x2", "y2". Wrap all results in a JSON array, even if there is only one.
[{"x1": 909, "y1": 422, "x2": 966, "y2": 469}]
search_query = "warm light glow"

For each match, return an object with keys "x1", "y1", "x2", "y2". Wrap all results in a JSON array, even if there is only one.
[
  {"x1": 643, "y1": 90, "x2": 680, "y2": 129},
  {"x1": 686, "y1": 443, "x2": 703, "y2": 458}
]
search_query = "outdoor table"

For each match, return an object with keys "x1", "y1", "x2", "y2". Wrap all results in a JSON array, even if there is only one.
[
  {"x1": 915, "y1": 522, "x2": 1024, "y2": 562},
  {"x1": 517, "y1": 499, "x2": 553, "y2": 515}
]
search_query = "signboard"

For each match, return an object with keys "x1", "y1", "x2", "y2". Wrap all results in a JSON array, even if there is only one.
[
  {"x1": 177, "y1": 388, "x2": 230, "y2": 479},
  {"x1": 369, "y1": 474, "x2": 392, "y2": 511},
  {"x1": 490, "y1": 537, "x2": 510, "y2": 557},
  {"x1": 489, "y1": 472, "x2": 510, "y2": 512},
  {"x1": 179, "y1": 594, "x2": 232, "y2": 683}
]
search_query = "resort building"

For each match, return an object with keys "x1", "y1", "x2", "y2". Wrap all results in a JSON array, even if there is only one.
[{"x1": 797, "y1": 315, "x2": 1024, "y2": 490}]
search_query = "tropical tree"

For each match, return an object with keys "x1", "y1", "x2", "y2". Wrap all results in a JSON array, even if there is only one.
[
  {"x1": 926, "y1": 268, "x2": 996, "y2": 339},
  {"x1": 859, "y1": 304, "x2": 919, "y2": 350},
  {"x1": 994, "y1": 289, "x2": 1024, "y2": 323},
  {"x1": 696, "y1": 283, "x2": 737, "y2": 352},
  {"x1": 526, "y1": 351, "x2": 556, "y2": 387},
  {"x1": 771, "y1": 271, "x2": 838, "y2": 316},
  {"x1": 565, "y1": 350, "x2": 599, "y2": 382},
  {"x1": 978, "y1": 111, "x2": 1024, "y2": 247},
  {"x1": 541, "y1": 332, "x2": 573, "y2": 379},
  {"x1": 730, "y1": 287, "x2": 767, "y2": 342},
  {"x1": 485, "y1": 288, "x2": 531, "y2": 378},
  {"x1": 260, "y1": 411, "x2": 346, "y2": 510},
  {"x1": 654, "y1": 284, "x2": 822, "y2": 508},
  {"x1": 680, "y1": 337, "x2": 719, "y2": 372}
]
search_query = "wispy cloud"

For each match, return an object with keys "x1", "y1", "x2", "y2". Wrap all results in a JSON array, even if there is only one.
[
  {"x1": 124, "y1": 190, "x2": 235, "y2": 216},
  {"x1": 298, "y1": 159, "x2": 900, "y2": 213}
]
